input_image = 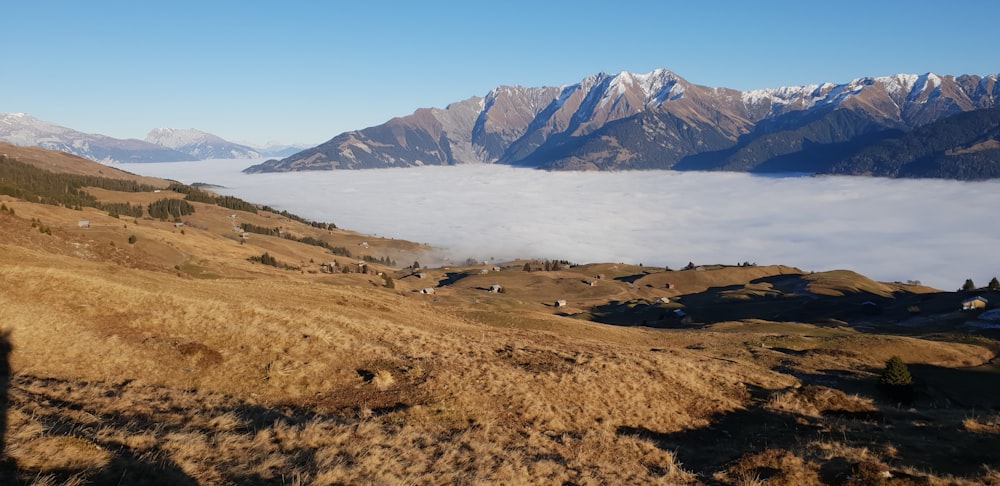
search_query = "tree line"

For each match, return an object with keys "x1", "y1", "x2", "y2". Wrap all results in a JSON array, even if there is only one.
[
  {"x1": 260, "y1": 205, "x2": 337, "y2": 230},
  {"x1": 148, "y1": 198, "x2": 195, "y2": 220},
  {"x1": 241, "y1": 223, "x2": 352, "y2": 256},
  {"x1": 0, "y1": 155, "x2": 156, "y2": 210},
  {"x1": 248, "y1": 252, "x2": 298, "y2": 270},
  {"x1": 168, "y1": 183, "x2": 259, "y2": 214}
]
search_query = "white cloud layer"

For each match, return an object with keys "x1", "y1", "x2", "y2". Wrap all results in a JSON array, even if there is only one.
[{"x1": 119, "y1": 160, "x2": 1000, "y2": 291}]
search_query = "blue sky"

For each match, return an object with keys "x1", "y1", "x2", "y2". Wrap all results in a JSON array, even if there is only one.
[{"x1": 6, "y1": 0, "x2": 999, "y2": 146}]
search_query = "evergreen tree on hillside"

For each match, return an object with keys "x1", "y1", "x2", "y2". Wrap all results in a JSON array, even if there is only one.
[
  {"x1": 989, "y1": 277, "x2": 1000, "y2": 291},
  {"x1": 880, "y1": 355, "x2": 914, "y2": 402},
  {"x1": 962, "y1": 279, "x2": 977, "y2": 291}
]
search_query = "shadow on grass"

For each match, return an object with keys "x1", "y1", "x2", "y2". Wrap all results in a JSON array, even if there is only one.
[
  {"x1": 583, "y1": 277, "x2": 978, "y2": 336},
  {"x1": 3, "y1": 374, "x2": 200, "y2": 485},
  {"x1": 3, "y1": 367, "x2": 362, "y2": 484},
  {"x1": 909, "y1": 362, "x2": 1000, "y2": 408},
  {"x1": 0, "y1": 332, "x2": 196, "y2": 484},
  {"x1": 616, "y1": 373, "x2": 1000, "y2": 482},
  {"x1": 0, "y1": 331, "x2": 14, "y2": 482},
  {"x1": 437, "y1": 271, "x2": 471, "y2": 287},
  {"x1": 613, "y1": 273, "x2": 647, "y2": 284}
]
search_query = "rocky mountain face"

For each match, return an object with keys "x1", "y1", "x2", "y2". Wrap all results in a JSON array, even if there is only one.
[
  {"x1": 145, "y1": 128, "x2": 261, "y2": 160},
  {"x1": 0, "y1": 113, "x2": 191, "y2": 164},
  {"x1": 826, "y1": 106, "x2": 1000, "y2": 179},
  {"x1": 245, "y1": 70, "x2": 1000, "y2": 179}
]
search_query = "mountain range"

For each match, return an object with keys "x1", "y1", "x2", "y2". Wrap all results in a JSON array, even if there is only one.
[
  {"x1": 245, "y1": 69, "x2": 1000, "y2": 179},
  {"x1": 0, "y1": 113, "x2": 301, "y2": 163},
  {"x1": 144, "y1": 128, "x2": 261, "y2": 160}
]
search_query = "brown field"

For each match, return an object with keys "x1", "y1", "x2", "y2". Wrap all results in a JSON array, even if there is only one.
[{"x1": 0, "y1": 150, "x2": 998, "y2": 484}]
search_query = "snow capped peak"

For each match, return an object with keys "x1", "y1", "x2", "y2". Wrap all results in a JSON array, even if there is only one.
[
  {"x1": 146, "y1": 127, "x2": 216, "y2": 148},
  {"x1": 144, "y1": 127, "x2": 261, "y2": 160},
  {"x1": 906, "y1": 72, "x2": 945, "y2": 101},
  {"x1": 0, "y1": 111, "x2": 74, "y2": 143},
  {"x1": 601, "y1": 69, "x2": 685, "y2": 106},
  {"x1": 741, "y1": 83, "x2": 826, "y2": 107},
  {"x1": 3, "y1": 112, "x2": 41, "y2": 124},
  {"x1": 875, "y1": 73, "x2": 919, "y2": 95}
]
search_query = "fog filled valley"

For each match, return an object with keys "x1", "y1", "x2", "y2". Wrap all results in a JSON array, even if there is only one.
[
  {"x1": 0, "y1": 144, "x2": 997, "y2": 485},
  {"x1": 123, "y1": 159, "x2": 1000, "y2": 292},
  {"x1": 7, "y1": 1, "x2": 1000, "y2": 482}
]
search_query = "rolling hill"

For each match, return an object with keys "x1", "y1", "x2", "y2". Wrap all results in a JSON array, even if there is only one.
[{"x1": 0, "y1": 145, "x2": 998, "y2": 484}]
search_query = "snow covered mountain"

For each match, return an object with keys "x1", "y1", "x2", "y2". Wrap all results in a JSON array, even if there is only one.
[
  {"x1": 0, "y1": 113, "x2": 191, "y2": 164},
  {"x1": 245, "y1": 69, "x2": 1000, "y2": 178},
  {"x1": 145, "y1": 128, "x2": 261, "y2": 160},
  {"x1": 0, "y1": 114, "x2": 269, "y2": 163}
]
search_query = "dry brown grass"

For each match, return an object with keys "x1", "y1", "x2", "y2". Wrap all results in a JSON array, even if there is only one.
[
  {"x1": 0, "y1": 166, "x2": 997, "y2": 484},
  {"x1": 963, "y1": 412, "x2": 1000, "y2": 433},
  {"x1": 767, "y1": 385, "x2": 879, "y2": 418}
]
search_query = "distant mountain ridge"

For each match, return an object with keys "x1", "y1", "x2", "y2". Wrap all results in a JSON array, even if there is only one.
[
  {"x1": 0, "y1": 112, "x2": 191, "y2": 164},
  {"x1": 0, "y1": 113, "x2": 275, "y2": 164},
  {"x1": 145, "y1": 128, "x2": 261, "y2": 160},
  {"x1": 245, "y1": 69, "x2": 1000, "y2": 179}
]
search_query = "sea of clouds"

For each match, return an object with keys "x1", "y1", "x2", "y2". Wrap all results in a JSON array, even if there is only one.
[{"x1": 118, "y1": 159, "x2": 1000, "y2": 291}]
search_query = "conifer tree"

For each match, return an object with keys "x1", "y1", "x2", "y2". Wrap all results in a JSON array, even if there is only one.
[
  {"x1": 879, "y1": 355, "x2": 914, "y2": 402},
  {"x1": 880, "y1": 356, "x2": 912, "y2": 387}
]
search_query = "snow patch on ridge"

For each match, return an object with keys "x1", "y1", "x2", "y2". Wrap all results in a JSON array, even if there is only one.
[
  {"x1": 741, "y1": 83, "x2": 826, "y2": 108},
  {"x1": 877, "y1": 73, "x2": 919, "y2": 96}
]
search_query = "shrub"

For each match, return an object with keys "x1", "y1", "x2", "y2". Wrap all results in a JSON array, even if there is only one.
[
  {"x1": 128, "y1": 235, "x2": 137, "y2": 244},
  {"x1": 879, "y1": 355, "x2": 914, "y2": 402}
]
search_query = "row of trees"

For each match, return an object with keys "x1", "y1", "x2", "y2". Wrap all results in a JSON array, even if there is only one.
[
  {"x1": 99, "y1": 202, "x2": 144, "y2": 218},
  {"x1": 169, "y1": 184, "x2": 342, "y2": 232},
  {"x1": 240, "y1": 223, "x2": 353, "y2": 257},
  {"x1": 247, "y1": 252, "x2": 298, "y2": 270},
  {"x1": 961, "y1": 277, "x2": 1000, "y2": 292},
  {"x1": 363, "y1": 255, "x2": 396, "y2": 266},
  {"x1": 260, "y1": 205, "x2": 337, "y2": 230},
  {"x1": 168, "y1": 183, "x2": 259, "y2": 214},
  {"x1": 147, "y1": 198, "x2": 195, "y2": 220}
]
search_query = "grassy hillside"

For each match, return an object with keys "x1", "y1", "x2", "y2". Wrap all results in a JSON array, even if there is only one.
[{"x1": 0, "y1": 148, "x2": 998, "y2": 484}]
